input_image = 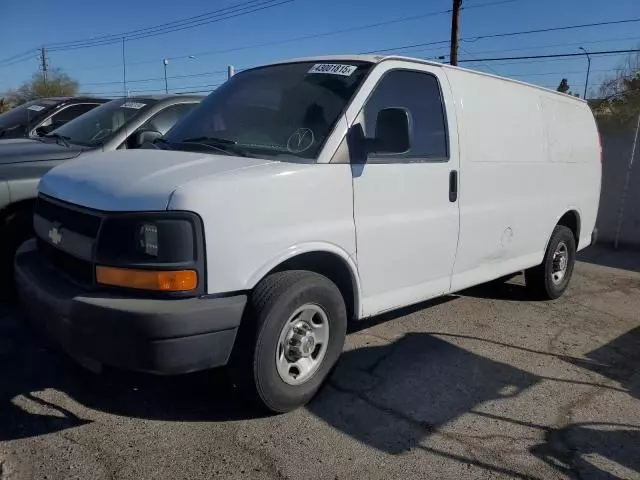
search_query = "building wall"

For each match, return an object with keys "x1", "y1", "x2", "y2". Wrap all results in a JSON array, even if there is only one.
[{"x1": 596, "y1": 130, "x2": 640, "y2": 247}]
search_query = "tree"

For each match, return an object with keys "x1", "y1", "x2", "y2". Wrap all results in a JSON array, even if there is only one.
[
  {"x1": 594, "y1": 48, "x2": 640, "y2": 131},
  {"x1": 7, "y1": 68, "x2": 79, "y2": 105},
  {"x1": 0, "y1": 98, "x2": 11, "y2": 113},
  {"x1": 556, "y1": 78, "x2": 581, "y2": 98},
  {"x1": 557, "y1": 78, "x2": 570, "y2": 93}
]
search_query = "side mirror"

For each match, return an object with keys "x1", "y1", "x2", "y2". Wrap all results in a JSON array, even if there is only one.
[
  {"x1": 35, "y1": 125, "x2": 53, "y2": 137},
  {"x1": 131, "y1": 130, "x2": 162, "y2": 149},
  {"x1": 368, "y1": 107, "x2": 411, "y2": 154}
]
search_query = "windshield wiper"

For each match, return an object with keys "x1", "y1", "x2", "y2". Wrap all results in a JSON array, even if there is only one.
[
  {"x1": 45, "y1": 133, "x2": 71, "y2": 148},
  {"x1": 181, "y1": 136, "x2": 237, "y2": 144},
  {"x1": 152, "y1": 138, "x2": 172, "y2": 149},
  {"x1": 175, "y1": 136, "x2": 250, "y2": 157}
]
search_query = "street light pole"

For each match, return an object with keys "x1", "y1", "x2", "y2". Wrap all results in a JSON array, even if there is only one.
[
  {"x1": 579, "y1": 47, "x2": 591, "y2": 99},
  {"x1": 163, "y1": 58, "x2": 169, "y2": 94}
]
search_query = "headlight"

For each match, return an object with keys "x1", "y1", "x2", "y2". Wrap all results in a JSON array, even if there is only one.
[
  {"x1": 137, "y1": 223, "x2": 159, "y2": 256},
  {"x1": 95, "y1": 212, "x2": 205, "y2": 294}
]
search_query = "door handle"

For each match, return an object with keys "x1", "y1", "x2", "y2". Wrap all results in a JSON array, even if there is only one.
[{"x1": 449, "y1": 170, "x2": 458, "y2": 202}]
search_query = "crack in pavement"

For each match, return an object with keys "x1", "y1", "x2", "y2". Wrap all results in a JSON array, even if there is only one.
[{"x1": 328, "y1": 380, "x2": 542, "y2": 478}]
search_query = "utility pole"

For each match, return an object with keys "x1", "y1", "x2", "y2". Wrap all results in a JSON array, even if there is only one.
[
  {"x1": 40, "y1": 46, "x2": 48, "y2": 92},
  {"x1": 449, "y1": 0, "x2": 462, "y2": 66}
]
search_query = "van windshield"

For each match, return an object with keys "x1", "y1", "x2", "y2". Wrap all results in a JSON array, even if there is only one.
[
  {"x1": 51, "y1": 98, "x2": 157, "y2": 147},
  {"x1": 163, "y1": 61, "x2": 373, "y2": 161}
]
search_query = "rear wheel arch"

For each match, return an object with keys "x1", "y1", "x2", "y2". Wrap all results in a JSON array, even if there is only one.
[
  {"x1": 543, "y1": 209, "x2": 581, "y2": 254},
  {"x1": 556, "y1": 209, "x2": 581, "y2": 246}
]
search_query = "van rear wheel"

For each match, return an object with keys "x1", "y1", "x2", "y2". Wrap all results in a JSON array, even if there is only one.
[
  {"x1": 525, "y1": 225, "x2": 576, "y2": 300},
  {"x1": 230, "y1": 270, "x2": 347, "y2": 413}
]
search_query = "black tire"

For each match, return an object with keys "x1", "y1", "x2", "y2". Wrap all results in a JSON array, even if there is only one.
[
  {"x1": 230, "y1": 270, "x2": 347, "y2": 413},
  {"x1": 525, "y1": 225, "x2": 576, "y2": 300},
  {"x1": 0, "y1": 207, "x2": 34, "y2": 298}
]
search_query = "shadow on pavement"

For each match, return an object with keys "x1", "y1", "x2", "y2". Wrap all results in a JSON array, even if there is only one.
[
  {"x1": 564, "y1": 326, "x2": 640, "y2": 401},
  {"x1": 459, "y1": 278, "x2": 538, "y2": 302},
  {"x1": 2, "y1": 287, "x2": 639, "y2": 479},
  {"x1": 0, "y1": 306, "x2": 259, "y2": 443},
  {"x1": 311, "y1": 332, "x2": 540, "y2": 453},
  {"x1": 531, "y1": 422, "x2": 640, "y2": 479},
  {"x1": 577, "y1": 244, "x2": 640, "y2": 273}
]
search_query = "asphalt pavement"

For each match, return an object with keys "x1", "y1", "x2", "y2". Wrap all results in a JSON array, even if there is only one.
[{"x1": 1, "y1": 246, "x2": 639, "y2": 480}]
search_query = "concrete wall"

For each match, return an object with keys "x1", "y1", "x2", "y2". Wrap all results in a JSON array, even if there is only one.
[{"x1": 596, "y1": 131, "x2": 640, "y2": 248}]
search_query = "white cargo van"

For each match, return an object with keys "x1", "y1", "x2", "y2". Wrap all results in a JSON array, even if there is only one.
[{"x1": 15, "y1": 55, "x2": 601, "y2": 412}]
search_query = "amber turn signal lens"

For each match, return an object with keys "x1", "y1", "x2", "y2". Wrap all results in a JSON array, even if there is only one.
[{"x1": 96, "y1": 266, "x2": 198, "y2": 291}]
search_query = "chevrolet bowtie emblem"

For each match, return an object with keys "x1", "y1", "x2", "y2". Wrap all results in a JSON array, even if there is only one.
[{"x1": 48, "y1": 226, "x2": 63, "y2": 245}]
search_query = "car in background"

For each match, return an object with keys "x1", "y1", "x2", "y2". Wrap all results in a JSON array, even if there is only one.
[
  {"x1": 0, "y1": 94, "x2": 203, "y2": 287},
  {"x1": 0, "y1": 97, "x2": 108, "y2": 139}
]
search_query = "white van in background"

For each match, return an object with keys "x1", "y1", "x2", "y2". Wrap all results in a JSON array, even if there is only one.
[{"x1": 15, "y1": 55, "x2": 601, "y2": 413}]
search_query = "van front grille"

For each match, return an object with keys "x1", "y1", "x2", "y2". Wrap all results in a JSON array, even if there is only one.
[
  {"x1": 35, "y1": 195, "x2": 102, "y2": 239},
  {"x1": 37, "y1": 238, "x2": 94, "y2": 286}
]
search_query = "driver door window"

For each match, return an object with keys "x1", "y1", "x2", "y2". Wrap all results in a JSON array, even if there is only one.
[{"x1": 359, "y1": 70, "x2": 449, "y2": 163}]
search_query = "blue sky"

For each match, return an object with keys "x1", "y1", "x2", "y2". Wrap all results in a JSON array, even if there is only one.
[{"x1": 1, "y1": 0, "x2": 639, "y2": 98}]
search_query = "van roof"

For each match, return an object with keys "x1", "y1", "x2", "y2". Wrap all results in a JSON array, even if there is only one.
[{"x1": 262, "y1": 54, "x2": 588, "y2": 104}]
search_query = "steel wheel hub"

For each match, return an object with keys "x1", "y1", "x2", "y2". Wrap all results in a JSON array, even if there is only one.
[
  {"x1": 551, "y1": 241, "x2": 569, "y2": 285},
  {"x1": 276, "y1": 304, "x2": 330, "y2": 386},
  {"x1": 284, "y1": 322, "x2": 316, "y2": 360}
]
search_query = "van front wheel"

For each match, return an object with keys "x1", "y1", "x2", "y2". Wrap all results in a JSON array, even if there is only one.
[
  {"x1": 230, "y1": 270, "x2": 347, "y2": 413},
  {"x1": 526, "y1": 225, "x2": 576, "y2": 300}
]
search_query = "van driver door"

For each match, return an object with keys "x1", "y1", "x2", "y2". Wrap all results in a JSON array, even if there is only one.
[{"x1": 348, "y1": 62, "x2": 460, "y2": 317}]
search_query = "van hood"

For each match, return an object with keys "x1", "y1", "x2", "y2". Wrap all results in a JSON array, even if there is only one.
[
  {"x1": 39, "y1": 149, "x2": 275, "y2": 211},
  {"x1": 0, "y1": 138, "x2": 84, "y2": 164}
]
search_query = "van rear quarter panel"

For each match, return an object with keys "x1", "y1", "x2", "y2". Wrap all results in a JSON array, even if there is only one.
[{"x1": 444, "y1": 68, "x2": 600, "y2": 292}]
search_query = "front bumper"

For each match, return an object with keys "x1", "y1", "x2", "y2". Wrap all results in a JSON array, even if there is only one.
[{"x1": 15, "y1": 240, "x2": 246, "y2": 374}]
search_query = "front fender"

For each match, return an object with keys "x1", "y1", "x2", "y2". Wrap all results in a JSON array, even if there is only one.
[{"x1": 245, "y1": 242, "x2": 362, "y2": 319}]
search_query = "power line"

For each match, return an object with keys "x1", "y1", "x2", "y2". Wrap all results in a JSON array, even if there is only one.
[
  {"x1": 506, "y1": 68, "x2": 613, "y2": 77},
  {"x1": 46, "y1": 0, "x2": 269, "y2": 48},
  {"x1": 458, "y1": 44, "x2": 501, "y2": 75},
  {"x1": 55, "y1": 0, "x2": 516, "y2": 53},
  {"x1": 395, "y1": 35, "x2": 640, "y2": 57},
  {"x1": 46, "y1": 0, "x2": 294, "y2": 52},
  {"x1": 366, "y1": 17, "x2": 640, "y2": 55},
  {"x1": 78, "y1": 48, "x2": 638, "y2": 94},
  {"x1": 82, "y1": 70, "x2": 228, "y2": 87},
  {"x1": 0, "y1": 49, "x2": 37, "y2": 68},
  {"x1": 457, "y1": 48, "x2": 640, "y2": 63},
  {"x1": 57, "y1": 0, "x2": 523, "y2": 73},
  {"x1": 463, "y1": 18, "x2": 640, "y2": 43}
]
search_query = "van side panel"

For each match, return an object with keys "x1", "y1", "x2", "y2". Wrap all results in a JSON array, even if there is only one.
[
  {"x1": 444, "y1": 68, "x2": 600, "y2": 292},
  {"x1": 540, "y1": 96, "x2": 601, "y2": 249}
]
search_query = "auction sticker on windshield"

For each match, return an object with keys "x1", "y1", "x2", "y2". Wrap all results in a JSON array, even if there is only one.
[
  {"x1": 27, "y1": 105, "x2": 46, "y2": 112},
  {"x1": 121, "y1": 102, "x2": 146, "y2": 109},
  {"x1": 308, "y1": 64, "x2": 357, "y2": 76}
]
